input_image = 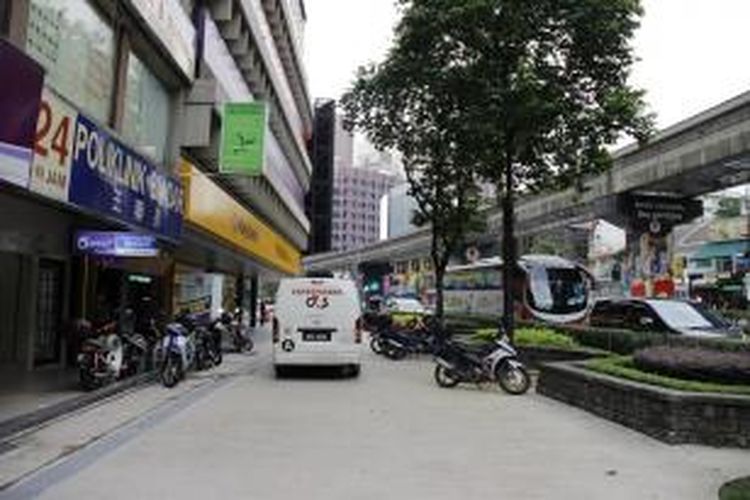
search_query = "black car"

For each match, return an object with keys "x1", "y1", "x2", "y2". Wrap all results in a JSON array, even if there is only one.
[{"x1": 589, "y1": 298, "x2": 742, "y2": 338}]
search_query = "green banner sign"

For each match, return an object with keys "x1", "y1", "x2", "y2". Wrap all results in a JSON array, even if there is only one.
[{"x1": 220, "y1": 102, "x2": 266, "y2": 175}]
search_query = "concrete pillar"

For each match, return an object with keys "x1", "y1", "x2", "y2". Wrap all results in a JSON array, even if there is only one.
[{"x1": 249, "y1": 275, "x2": 258, "y2": 327}]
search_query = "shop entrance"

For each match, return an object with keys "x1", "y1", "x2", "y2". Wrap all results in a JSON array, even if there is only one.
[
  {"x1": 0, "y1": 252, "x2": 23, "y2": 364},
  {"x1": 34, "y1": 259, "x2": 64, "y2": 365}
]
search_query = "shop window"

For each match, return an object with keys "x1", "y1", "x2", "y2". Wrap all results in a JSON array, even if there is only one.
[
  {"x1": 26, "y1": 0, "x2": 114, "y2": 123},
  {"x1": 121, "y1": 50, "x2": 171, "y2": 163}
]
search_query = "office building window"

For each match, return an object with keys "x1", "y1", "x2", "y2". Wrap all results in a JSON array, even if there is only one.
[
  {"x1": 26, "y1": 0, "x2": 114, "y2": 123},
  {"x1": 121, "y1": 51, "x2": 171, "y2": 163}
]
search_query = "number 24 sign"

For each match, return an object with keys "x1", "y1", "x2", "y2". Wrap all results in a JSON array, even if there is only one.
[{"x1": 29, "y1": 87, "x2": 78, "y2": 202}]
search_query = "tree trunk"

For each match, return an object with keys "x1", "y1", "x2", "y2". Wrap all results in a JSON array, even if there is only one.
[
  {"x1": 434, "y1": 262, "x2": 445, "y2": 330},
  {"x1": 502, "y1": 160, "x2": 516, "y2": 342},
  {"x1": 431, "y1": 224, "x2": 445, "y2": 331}
]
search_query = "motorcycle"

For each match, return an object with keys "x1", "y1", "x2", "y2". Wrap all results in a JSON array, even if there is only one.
[
  {"x1": 157, "y1": 320, "x2": 196, "y2": 388},
  {"x1": 221, "y1": 309, "x2": 254, "y2": 354},
  {"x1": 371, "y1": 316, "x2": 441, "y2": 359},
  {"x1": 77, "y1": 320, "x2": 124, "y2": 391},
  {"x1": 433, "y1": 331, "x2": 530, "y2": 395}
]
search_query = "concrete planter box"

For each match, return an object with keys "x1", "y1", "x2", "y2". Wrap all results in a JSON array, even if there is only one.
[
  {"x1": 517, "y1": 346, "x2": 604, "y2": 369},
  {"x1": 537, "y1": 361, "x2": 750, "y2": 448}
]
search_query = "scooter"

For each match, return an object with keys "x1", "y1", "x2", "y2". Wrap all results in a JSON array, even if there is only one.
[
  {"x1": 77, "y1": 320, "x2": 124, "y2": 391},
  {"x1": 433, "y1": 331, "x2": 530, "y2": 395},
  {"x1": 157, "y1": 321, "x2": 195, "y2": 388}
]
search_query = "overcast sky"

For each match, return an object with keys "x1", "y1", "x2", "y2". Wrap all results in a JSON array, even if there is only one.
[{"x1": 303, "y1": 0, "x2": 750, "y2": 130}]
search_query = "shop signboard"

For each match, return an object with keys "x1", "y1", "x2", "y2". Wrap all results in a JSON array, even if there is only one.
[
  {"x1": 129, "y1": 0, "x2": 196, "y2": 80},
  {"x1": 29, "y1": 87, "x2": 77, "y2": 201},
  {"x1": 67, "y1": 113, "x2": 184, "y2": 241},
  {"x1": 0, "y1": 38, "x2": 44, "y2": 188},
  {"x1": 220, "y1": 102, "x2": 266, "y2": 175},
  {"x1": 74, "y1": 231, "x2": 159, "y2": 257},
  {"x1": 181, "y1": 161, "x2": 301, "y2": 275}
]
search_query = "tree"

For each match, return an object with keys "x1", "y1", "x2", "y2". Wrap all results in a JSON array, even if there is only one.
[
  {"x1": 341, "y1": 16, "x2": 485, "y2": 325},
  {"x1": 389, "y1": 0, "x2": 654, "y2": 338}
]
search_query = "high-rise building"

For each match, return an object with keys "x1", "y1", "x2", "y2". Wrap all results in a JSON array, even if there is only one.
[
  {"x1": 331, "y1": 167, "x2": 397, "y2": 252},
  {"x1": 306, "y1": 100, "x2": 336, "y2": 254},
  {"x1": 384, "y1": 183, "x2": 420, "y2": 239}
]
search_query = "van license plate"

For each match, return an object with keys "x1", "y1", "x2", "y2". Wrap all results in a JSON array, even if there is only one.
[{"x1": 303, "y1": 332, "x2": 331, "y2": 341}]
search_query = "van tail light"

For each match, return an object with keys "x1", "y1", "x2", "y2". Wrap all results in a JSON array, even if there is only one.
[
  {"x1": 355, "y1": 317, "x2": 363, "y2": 344},
  {"x1": 272, "y1": 317, "x2": 279, "y2": 343}
]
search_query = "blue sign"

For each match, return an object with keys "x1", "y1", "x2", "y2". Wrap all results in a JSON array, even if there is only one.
[
  {"x1": 75, "y1": 231, "x2": 159, "y2": 257},
  {"x1": 68, "y1": 114, "x2": 183, "y2": 241}
]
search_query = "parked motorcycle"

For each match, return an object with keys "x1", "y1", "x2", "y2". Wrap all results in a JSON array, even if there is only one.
[
  {"x1": 157, "y1": 321, "x2": 196, "y2": 388},
  {"x1": 217, "y1": 309, "x2": 253, "y2": 354},
  {"x1": 77, "y1": 320, "x2": 124, "y2": 391},
  {"x1": 371, "y1": 316, "x2": 441, "y2": 359},
  {"x1": 433, "y1": 332, "x2": 530, "y2": 395}
]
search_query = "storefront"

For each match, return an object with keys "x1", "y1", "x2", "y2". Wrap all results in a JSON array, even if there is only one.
[{"x1": 175, "y1": 160, "x2": 302, "y2": 326}]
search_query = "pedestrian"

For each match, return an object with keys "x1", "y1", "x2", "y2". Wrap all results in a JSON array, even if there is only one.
[{"x1": 260, "y1": 301, "x2": 267, "y2": 326}]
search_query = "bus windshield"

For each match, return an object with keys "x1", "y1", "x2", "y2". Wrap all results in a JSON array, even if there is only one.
[{"x1": 526, "y1": 267, "x2": 588, "y2": 315}]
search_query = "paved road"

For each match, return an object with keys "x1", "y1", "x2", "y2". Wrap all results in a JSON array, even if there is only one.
[{"x1": 0, "y1": 333, "x2": 747, "y2": 500}]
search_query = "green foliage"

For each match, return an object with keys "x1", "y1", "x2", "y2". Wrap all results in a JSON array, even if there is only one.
[
  {"x1": 720, "y1": 477, "x2": 750, "y2": 500},
  {"x1": 471, "y1": 326, "x2": 580, "y2": 350},
  {"x1": 586, "y1": 357, "x2": 750, "y2": 396},
  {"x1": 633, "y1": 346, "x2": 750, "y2": 385}
]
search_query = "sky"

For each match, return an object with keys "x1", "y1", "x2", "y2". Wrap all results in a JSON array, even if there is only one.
[{"x1": 303, "y1": 0, "x2": 750, "y2": 131}]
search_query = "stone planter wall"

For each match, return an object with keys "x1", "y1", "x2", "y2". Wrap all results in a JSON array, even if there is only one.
[
  {"x1": 517, "y1": 346, "x2": 602, "y2": 369},
  {"x1": 537, "y1": 362, "x2": 750, "y2": 448}
]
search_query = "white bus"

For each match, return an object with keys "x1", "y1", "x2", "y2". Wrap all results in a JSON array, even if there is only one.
[
  {"x1": 273, "y1": 277, "x2": 363, "y2": 376},
  {"x1": 443, "y1": 255, "x2": 592, "y2": 324}
]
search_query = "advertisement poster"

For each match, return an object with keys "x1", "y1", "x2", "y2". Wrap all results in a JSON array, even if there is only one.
[
  {"x1": 0, "y1": 38, "x2": 44, "y2": 187},
  {"x1": 220, "y1": 102, "x2": 266, "y2": 175},
  {"x1": 29, "y1": 87, "x2": 78, "y2": 200}
]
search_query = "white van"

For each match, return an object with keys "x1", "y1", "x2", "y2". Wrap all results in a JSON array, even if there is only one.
[{"x1": 273, "y1": 277, "x2": 362, "y2": 376}]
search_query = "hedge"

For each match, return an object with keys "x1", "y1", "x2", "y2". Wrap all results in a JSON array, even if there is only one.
[
  {"x1": 586, "y1": 356, "x2": 750, "y2": 395},
  {"x1": 471, "y1": 327, "x2": 581, "y2": 351},
  {"x1": 551, "y1": 324, "x2": 750, "y2": 355},
  {"x1": 720, "y1": 477, "x2": 750, "y2": 500},
  {"x1": 634, "y1": 346, "x2": 750, "y2": 385}
]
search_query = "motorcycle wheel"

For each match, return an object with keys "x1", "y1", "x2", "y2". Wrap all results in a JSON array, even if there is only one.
[
  {"x1": 79, "y1": 368, "x2": 98, "y2": 391},
  {"x1": 161, "y1": 353, "x2": 181, "y2": 388},
  {"x1": 495, "y1": 361, "x2": 531, "y2": 395},
  {"x1": 383, "y1": 344, "x2": 407, "y2": 360},
  {"x1": 370, "y1": 337, "x2": 383, "y2": 355},
  {"x1": 213, "y1": 347, "x2": 223, "y2": 366},
  {"x1": 434, "y1": 364, "x2": 461, "y2": 388}
]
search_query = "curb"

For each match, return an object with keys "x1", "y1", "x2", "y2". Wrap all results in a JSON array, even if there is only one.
[{"x1": 0, "y1": 372, "x2": 156, "y2": 442}]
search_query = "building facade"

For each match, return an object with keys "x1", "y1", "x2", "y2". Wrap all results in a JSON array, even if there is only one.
[
  {"x1": 331, "y1": 167, "x2": 397, "y2": 252},
  {"x1": 384, "y1": 183, "x2": 419, "y2": 239},
  {"x1": 306, "y1": 99, "x2": 336, "y2": 254},
  {"x1": 0, "y1": 0, "x2": 312, "y2": 371}
]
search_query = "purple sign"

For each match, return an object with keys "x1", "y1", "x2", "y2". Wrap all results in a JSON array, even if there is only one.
[
  {"x1": 0, "y1": 38, "x2": 44, "y2": 187},
  {"x1": 68, "y1": 114, "x2": 183, "y2": 241},
  {"x1": 74, "y1": 231, "x2": 160, "y2": 257}
]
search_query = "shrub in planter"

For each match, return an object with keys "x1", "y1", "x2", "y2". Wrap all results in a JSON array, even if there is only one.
[
  {"x1": 633, "y1": 346, "x2": 750, "y2": 385},
  {"x1": 470, "y1": 327, "x2": 580, "y2": 350}
]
